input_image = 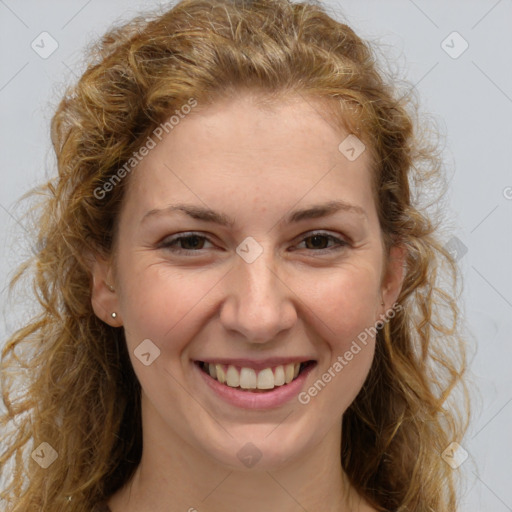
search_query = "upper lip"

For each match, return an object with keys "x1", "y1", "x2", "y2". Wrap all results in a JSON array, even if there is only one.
[{"x1": 195, "y1": 358, "x2": 316, "y2": 371}]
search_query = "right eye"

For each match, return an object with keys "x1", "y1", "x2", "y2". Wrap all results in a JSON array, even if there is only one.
[{"x1": 158, "y1": 233, "x2": 215, "y2": 255}]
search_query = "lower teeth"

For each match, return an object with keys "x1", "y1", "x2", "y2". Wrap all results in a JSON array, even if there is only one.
[{"x1": 236, "y1": 387, "x2": 275, "y2": 393}]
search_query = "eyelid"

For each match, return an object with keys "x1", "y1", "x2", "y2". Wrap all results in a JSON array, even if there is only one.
[
  {"x1": 157, "y1": 231, "x2": 215, "y2": 250},
  {"x1": 157, "y1": 230, "x2": 350, "y2": 255},
  {"x1": 292, "y1": 230, "x2": 349, "y2": 252}
]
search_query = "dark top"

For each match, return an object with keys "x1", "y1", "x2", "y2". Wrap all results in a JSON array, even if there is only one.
[{"x1": 92, "y1": 503, "x2": 111, "y2": 512}]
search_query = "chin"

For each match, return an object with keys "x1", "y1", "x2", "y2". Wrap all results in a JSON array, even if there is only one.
[{"x1": 196, "y1": 421, "x2": 317, "y2": 472}]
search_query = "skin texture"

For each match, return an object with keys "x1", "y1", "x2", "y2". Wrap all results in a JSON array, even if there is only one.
[{"x1": 91, "y1": 93, "x2": 405, "y2": 512}]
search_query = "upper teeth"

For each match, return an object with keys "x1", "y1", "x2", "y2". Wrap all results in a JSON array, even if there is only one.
[{"x1": 205, "y1": 362, "x2": 301, "y2": 390}]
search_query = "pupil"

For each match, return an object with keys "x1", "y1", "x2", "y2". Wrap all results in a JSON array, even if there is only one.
[
  {"x1": 308, "y1": 235, "x2": 327, "y2": 249},
  {"x1": 184, "y1": 236, "x2": 202, "y2": 249}
]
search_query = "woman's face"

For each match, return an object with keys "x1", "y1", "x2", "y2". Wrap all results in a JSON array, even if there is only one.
[{"x1": 92, "y1": 93, "x2": 404, "y2": 470}]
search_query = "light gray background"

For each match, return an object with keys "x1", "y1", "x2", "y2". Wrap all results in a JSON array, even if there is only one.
[{"x1": 1, "y1": 1, "x2": 511, "y2": 510}]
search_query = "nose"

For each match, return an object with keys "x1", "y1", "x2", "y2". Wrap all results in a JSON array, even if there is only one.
[{"x1": 219, "y1": 244, "x2": 297, "y2": 344}]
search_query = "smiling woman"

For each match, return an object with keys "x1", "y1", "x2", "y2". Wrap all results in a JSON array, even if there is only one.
[{"x1": 0, "y1": 0, "x2": 471, "y2": 511}]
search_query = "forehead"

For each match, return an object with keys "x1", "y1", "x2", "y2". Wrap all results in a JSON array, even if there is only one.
[{"x1": 121, "y1": 93, "x2": 377, "y2": 226}]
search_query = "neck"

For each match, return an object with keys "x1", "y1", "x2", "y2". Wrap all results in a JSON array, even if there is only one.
[{"x1": 107, "y1": 399, "x2": 371, "y2": 512}]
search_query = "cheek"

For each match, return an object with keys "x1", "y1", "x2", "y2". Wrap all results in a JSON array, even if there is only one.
[
  {"x1": 117, "y1": 249, "x2": 383, "y2": 357},
  {"x1": 299, "y1": 262, "x2": 382, "y2": 342},
  {"x1": 297, "y1": 263, "x2": 381, "y2": 400},
  {"x1": 117, "y1": 259, "x2": 220, "y2": 351}
]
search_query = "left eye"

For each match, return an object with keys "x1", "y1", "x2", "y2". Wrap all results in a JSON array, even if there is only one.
[
  {"x1": 295, "y1": 232, "x2": 348, "y2": 251},
  {"x1": 158, "y1": 232, "x2": 348, "y2": 255}
]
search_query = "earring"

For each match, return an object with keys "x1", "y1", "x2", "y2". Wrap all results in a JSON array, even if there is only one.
[
  {"x1": 111, "y1": 312, "x2": 117, "y2": 319},
  {"x1": 107, "y1": 283, "x2": 115, "y2": 292}
]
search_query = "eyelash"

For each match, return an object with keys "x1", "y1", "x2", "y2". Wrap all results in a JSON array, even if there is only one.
[{"x1": 157, "y1": 231, "x2": 349, "y2": 256}]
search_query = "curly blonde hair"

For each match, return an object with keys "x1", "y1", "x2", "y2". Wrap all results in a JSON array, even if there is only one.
[{"x1": 0, "y1": 0, "x2": 471, "y2": 510}]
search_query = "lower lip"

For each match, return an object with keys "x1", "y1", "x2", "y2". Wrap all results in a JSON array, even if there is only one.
[{"x1": 194, "y1": 362, "x2": 316, "y2": 410}]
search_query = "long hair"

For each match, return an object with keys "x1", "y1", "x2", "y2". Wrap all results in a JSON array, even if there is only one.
[{"x1": 0, "y1": 0, "x2": 471, "y2": 510}]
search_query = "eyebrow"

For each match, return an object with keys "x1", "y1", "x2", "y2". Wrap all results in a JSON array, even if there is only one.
[{"x1": 140, "y1": 200, "x2": 367, "y2": 227}]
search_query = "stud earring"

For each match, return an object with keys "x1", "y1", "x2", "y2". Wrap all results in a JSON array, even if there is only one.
[
  {"x1": 107, "y1": 283, "x2": 115, "y2": 292},
  {"x1": 111, "y1": 312, "x2": 117, "y2": 319}
]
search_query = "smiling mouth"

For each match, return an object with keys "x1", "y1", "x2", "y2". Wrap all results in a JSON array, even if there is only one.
[{"x1": 195, "y1": 360, "x2": 316, "y2": 392}]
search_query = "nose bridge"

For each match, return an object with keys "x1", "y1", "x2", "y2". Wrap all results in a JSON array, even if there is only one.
[{"x1": 220, "y1": 241, "x2": 296, "y2": 342}]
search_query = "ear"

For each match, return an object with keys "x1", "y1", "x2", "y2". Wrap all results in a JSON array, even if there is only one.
[
  {"x1": 89, "y1": 252, "x2": 123, "y2": 327},
  {"x1": 380, "y1": 244, "x2": 407, "y2": 313}
]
